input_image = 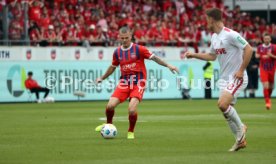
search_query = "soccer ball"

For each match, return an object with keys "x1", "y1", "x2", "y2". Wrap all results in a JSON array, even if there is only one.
[
  {"x1": 100, "y1": 124, "x2": 117, "y2": 139},
  {"x1": 44, "y1": 97, "x2": 55, "y2": 103}
]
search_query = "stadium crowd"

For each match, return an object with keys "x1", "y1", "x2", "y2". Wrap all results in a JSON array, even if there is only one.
[{"x1": 1, "y1": 0, "x2": 276, "y2": 49}]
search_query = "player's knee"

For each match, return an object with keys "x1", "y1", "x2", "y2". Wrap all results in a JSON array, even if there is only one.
[
  {"x1": 106, "y1": 104, "x2": 116, "y2": 111},
  {"x1": 217, "y1": 101, "x2": 228, "y2": 112},
  {"x1": 128, "y1": 107, "x2": 137, "y2": 115}
]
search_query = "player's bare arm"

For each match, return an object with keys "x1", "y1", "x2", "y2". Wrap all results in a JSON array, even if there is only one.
[
  {"x1": 96, "y1": 65, "x2": 116, "y2": 83},
  {"x1": 185, "y1": 51, "x2": 217, "y2": 61},
  {"x1": 151, "y1": 55, "x2": 179, "y2": 74},
  {"x1": 268, "y1": 52, "x2": 276, "y2": 59},
  {"x1": 234, "y1": 44, "x2": 253, "y2": 80}
]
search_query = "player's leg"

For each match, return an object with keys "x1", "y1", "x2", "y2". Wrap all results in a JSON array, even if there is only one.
[
  {"x1": 95, "y1": 84, "x2": 129, "y2": 132},
  {"x1": 106, "y1": 97, "x2": 121, "y2": 124},
  {"x1": 35, "y1": 91, "x2": 40, "y2": 100},
  {"x1": 31, "y1": 88, "x2": 40, "y2": 103},
  {"x1": 268, "y1": 71, "x2": 275, "y2": 103},
  {"x1": 262, "y1": 82, "x2": 270, "y2": 109},
  {"x1": 41, "y1": 87, "x2": 50, "y2": 99},
  {"x1": 268, "y1": 83, "x2": 274, "y2": 96},
  {"x1": 260, "y1": 69, "x2": 271, "y2": 109},
  {"x1": 218, "y1": 91, "x2": 243, "y2": 137},
  {"x1": 218, "y1": 95, "x2": 244, "y2": 132},
  {"x1": 127, "y1": 97, "x2": 140, "y2": 139},
  {"x1": 127, "y1": 85, "x2": 145, "y2": 139},
  {"x1": 219, "y1": 78, "x2": 248, "y2": 151},
  {"x1": 106, "y1": 83, "x2": 129, "y2": 124},
  {"x1": 35, "y1": 88, "x2": 50, "y2": 102},
  {"x1": 267, "y1": 79, "x2": 274, "y2": 110},
  {"x1": 268, "y1": 83, "x2": 274, "y2": 97},
  {"x1": 218, "y1": 91, "x2": 247, "y2": 151},
  {"x1": 95, "y1": 97, "x2": 121, "y2": 132}
]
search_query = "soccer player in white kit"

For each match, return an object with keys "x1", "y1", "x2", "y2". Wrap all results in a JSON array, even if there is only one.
[{"x1": 185, "y1": 8, "x2": 253, "y2": 152}]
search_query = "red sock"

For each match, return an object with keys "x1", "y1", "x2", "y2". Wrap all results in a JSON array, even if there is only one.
[
  {"x1": 106, "y1": 109, "x2": 114, "y2": 124},
  {"x1": 128, "y1": 113, "x2": 138, "y2": 132},
  {"x1": 264, "y1": 89, "x2": 270, "y2": 104},
  {"x1": 268, "y1": 89, "x2": 273, "y2": 97}
]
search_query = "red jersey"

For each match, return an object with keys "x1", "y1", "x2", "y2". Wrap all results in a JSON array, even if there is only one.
[
  {"x1": 25, "y1": 78, "x2": 41, "y2": 89},
  {"x1": 257, "y1": 44, "x2": 276, "y2": 71},
  {"x1": 29, "y1": 6, "x2": 41, "y2": 22},
  {"x1": 112, "y1": 43, "x2": 153, "y2": 85}
]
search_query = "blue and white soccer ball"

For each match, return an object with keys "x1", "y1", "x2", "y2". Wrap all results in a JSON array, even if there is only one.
[{"x1": 100, "y1": 124, "x2": 117, "y2": 139}]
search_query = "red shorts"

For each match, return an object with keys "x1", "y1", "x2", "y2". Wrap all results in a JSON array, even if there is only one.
[
  {"x1": 260, "y1": 69, "x2": 275, "y2": 83},
  {"x1": 111, "y1": 83, "x2": 145, "y2": 103}
]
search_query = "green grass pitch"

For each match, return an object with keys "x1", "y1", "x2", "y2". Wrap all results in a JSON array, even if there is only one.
[{"x1": 0, "y1": 99, "x2": 275, "y2": 164}]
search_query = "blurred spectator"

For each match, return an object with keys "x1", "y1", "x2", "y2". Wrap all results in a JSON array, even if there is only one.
[
  {"x1": 28, "y1": 0, "x2": 43, "y2": 23},
  {"x1": 25, "y1": 71, "x2": 50, "y2": 103},
  {"x1": 133, "y1": 23, "x2": 146, "y2": 44},
  {"x1": 41, "y1": 25, "x2": 57, "y2": 45},
  {"x1": 1, "y1": 0, "x2": 275, "y2": 47},
  {"x1": 203, "y1": 61, "x2": 213, "y2": 99},
  {"x1": 85, "y1": 24, "x2": 97, "y2": 43},
  {"x1": 178, "y1": 26, "x2": 199, "y2": 52},
  {"x1": 29, "y1": 21, "x2": 41, "y2": 45},
  {"x1": 10, "y1": 2, "x2": 23, "y2": 19},
  {"x1": 9, "y1": 14, "x2": 23, "y2": 41},
  {"x1": 39, "y1": 12, "x2": 50, "y2": 30},
  {"x1": 55, "y1": 25, "x2": 65, "y2": 44},
  {"x1": 245, "y1": 51, "x2": 259, "y2": 98},
  {"x1": 107, "y1": 27, "x2": 118, "y2": 46},
  {"x1": 65, "y1": 24, "x2": 77, "y2": 44},
  {"x1": 96, "y1": 26, "x2": 109, "y2": 46}
]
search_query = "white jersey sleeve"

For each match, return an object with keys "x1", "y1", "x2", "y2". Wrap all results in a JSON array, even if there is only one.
[{"x1": 229, "y1": 31, "x2": 248, "y2": 50}]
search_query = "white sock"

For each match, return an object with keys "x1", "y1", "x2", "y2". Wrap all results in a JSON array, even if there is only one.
[
  {"x1": 223, "y1": 106, "x2": 244, "y2": 140},
  {"x1": 225, "y1": 118, "x2": 238, "y2": 139}
]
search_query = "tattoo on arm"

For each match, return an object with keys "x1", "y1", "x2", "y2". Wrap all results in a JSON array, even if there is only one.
[{"x1": 151, "y1": 56, "x2": 168, "y2": 67}]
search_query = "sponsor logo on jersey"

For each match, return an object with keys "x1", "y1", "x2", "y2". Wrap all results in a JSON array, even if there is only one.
[
  {"x1": 215, "y1": 48, "x2": 227, "y2": 55},
  {"x1": 122, "y1": 63, "x2": 136, "y2": 71},
  {"x1": 237, "y1": 36, "x2": 246, "y2": 45}
]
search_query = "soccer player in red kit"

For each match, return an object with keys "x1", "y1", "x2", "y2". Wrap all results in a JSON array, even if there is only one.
[
  {"x1": 256, "y1": 34, "x2": 276, "y2": 110},
  {"x1": 95, "y1": 27, "x2": 179, "y2": 139}
]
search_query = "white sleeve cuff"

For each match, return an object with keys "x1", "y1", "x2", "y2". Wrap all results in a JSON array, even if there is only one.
[
  {"x1": 149, "y1": 54, "x2": 155, "y2": 59},
  {"x1": 111, "y1": 65, "x2": 117, "y2": 68}
]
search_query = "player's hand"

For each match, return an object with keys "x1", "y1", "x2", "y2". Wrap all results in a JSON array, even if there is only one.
[
  {"x1": 168, "y1": 65, "x2": 179, "y2": 74},
  {"x1": 184, "y1": 51, "x2": 194, "y2": 59},
  {"x1": 234, "y1": 70, "x2": 244, "y2": 82},
  {"x1": 96, "y1": 77, "x2": 103, "y2": 84}
]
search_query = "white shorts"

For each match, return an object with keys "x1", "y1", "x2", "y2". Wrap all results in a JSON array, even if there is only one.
[{"x1": 218, "y1": 76, "x2": 248, "y2": 104}]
